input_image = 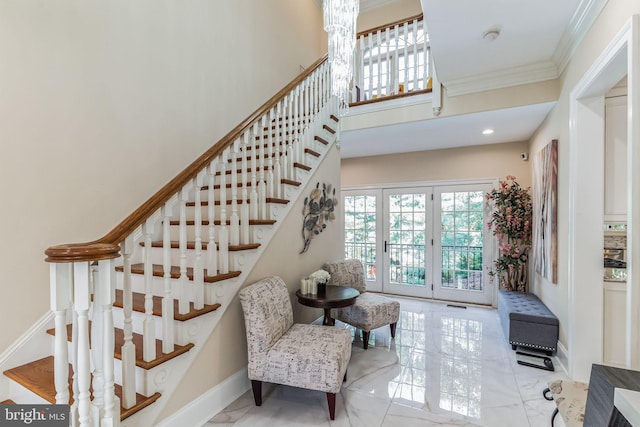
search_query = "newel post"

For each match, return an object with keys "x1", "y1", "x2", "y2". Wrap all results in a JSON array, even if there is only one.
[{"x1": 45, "y1": 242, "x2": 121, "y2": 427}]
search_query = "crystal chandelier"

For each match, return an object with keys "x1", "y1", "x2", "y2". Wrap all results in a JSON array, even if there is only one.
[{"x1": 323, "y1": 0, "x2": 359, "y2": 104}]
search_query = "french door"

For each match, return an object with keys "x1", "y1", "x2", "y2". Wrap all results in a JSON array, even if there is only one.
[{"x1": 344, "y1": 182, "x2": 494, "y2": 305}]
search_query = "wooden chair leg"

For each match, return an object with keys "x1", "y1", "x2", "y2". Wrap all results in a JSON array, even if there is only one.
[
  {"x1": 390, "y1": 322, "x2": 397, "y2": 338},
  {"x1": 251, "y1": 380, "x2": 262, "y2": 406},
  {"x1": 362, "y1": 331, "x2": 370, "y2": 349},
  {"x1": 326, "y1": 392, "x2": 336, "y2": 420}
]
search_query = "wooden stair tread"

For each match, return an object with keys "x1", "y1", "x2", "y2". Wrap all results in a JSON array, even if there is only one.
[
  {"x1": 330, "y1": 114, "x2": 339, "y2": 122},
  {"x1": 200, "y1": 178, "x2": 301, "y2": 190},
  {"x1": 185, "y1": 198, "x2": 288, "y2": 207},
  {"x1": 314, "y1": 135, "x2": 329, "y2": 145},
  {"x1": 113, "y1": 289, "x2": 222, "y2": 321},
  {"x1": 168, "y1": 219, "x2": 276, "y2": 226},
  {"x1": 46, "y1": 325, "x2": 195, "y2": 371},
  {"x1": 304, "y1": 148, "x2": 320, "y2": 157},
  {"x1": 116, "y1": 264, "x2": 241, "y2": 283},
  {"x1": 323, "y1": 124, "x2": 336, "y2": 134},
  {"x1": 293, "y1": 162, "x2": 311, "y2": 171},
  {"x1": 1, "y1": 399, "x2": 15, "y2": 404},
  {"x1": 3, "y1": 356, "x2": 161, "y2": 420},
  {"x1": 142, "y1": 240, "x2": 260, "y2": 252},
  {"x1": 216, "y1": 164, "x2": 309, "y2": 175}
]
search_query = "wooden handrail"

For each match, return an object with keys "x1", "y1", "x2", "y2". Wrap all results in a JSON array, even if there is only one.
[
  {"x1": 357, "y1": 13, "x2": 423, "y2": 38},
  {"x1": 45, "y1": 54, "x2": 329, "y2": 263}
]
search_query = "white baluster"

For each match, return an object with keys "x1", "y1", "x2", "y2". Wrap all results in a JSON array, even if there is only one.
[
  {"x1": 281, "y1": 96, "x2": 290, "y2": 180},
  {"x1": 50, "y1": 263, "x2": 71, "y2": 405},
  {"x1": 218, "y1": 149, "x2": 230, "y2": 274},
  {"x1": 358, "y1": 35, "x2": 365, "y2": 97},
  {"x1": 394, "y1": 25, "x2": 400, "y2": 94},
  {"x1": 194, "y1": 173, "x2": 205, "y2": 310},
  {"x1": 368, "y1": 33, "x2": 374, "y2": 99},
  {"x1": 266, "y1": 108, "x2": 275, "y2": 200},
  {"x1": 73, "y1": 262, "x2": 92, "y2": 427},
  {"x1": 119, "y1": 236, "x2": 136, "y2": 409},
  {"x1": 207, "y1": 161, "x2": 218, "y2": 277},
  {"x1": 178, "y1": 187, "x2": 189, "y2": 315},
  {"x1": 142, "y1": 220, "x2": 157, "y2": 362},
  {"x1": 90, "y1": 262, "x2": 104, "y2": 424},
  {"x1": 241, "y1": 131, "x2": 250, "y2": 243},
  {"x1": 70, "y1": 303, "x2": 79, "y2": 426},
  {"x1": 258, "y1": 116, "x2": 267, "y2": 220},
  {"x1": 293, "y1": 85, "x2": 300, "y2": 165},
  {"x1": 413, "y1": 19, "x2": 419, "y2": 90},
  {"x1": 274, "y1": 101, "x2": 282, "y2": 199},
  {"x1": 229, "y1": 139, "x2": 240, "y2": 246},
  {"x1": 161, "y1": 203, "x2": 175, "y2": 353},
  {"x1": 385, "y1": 27, "x2": 391, "y2": 92},
  {"x1": 422, "y1": 19, "x2": 429, "y2": 88},
  {"x1": 376, "y1": 29, "x2": 382, "y2": 95},
  {"x1": 403, "y1": 22, "x2": 409, "y2": 89},
  {"x1": 250, "y1": 123, "x2": 259, "y2": 221},
  {"x1": 98, "y1": 258, "x2": 119, "y2": 427}
]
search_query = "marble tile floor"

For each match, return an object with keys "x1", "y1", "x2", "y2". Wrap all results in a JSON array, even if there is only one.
[{"x1": 205, "y1": 296, "x2": 568, "y2": 427}]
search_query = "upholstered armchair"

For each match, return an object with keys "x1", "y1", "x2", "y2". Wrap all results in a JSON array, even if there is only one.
[
  {"x1": 238, "y1": 276, "x2": 352, "y2": 420},
  {"x1": 322, "y1": 259, "x2": 400, "y2": 349}
]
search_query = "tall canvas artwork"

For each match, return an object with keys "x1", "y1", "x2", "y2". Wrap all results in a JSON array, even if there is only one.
[{"x1": 533, "y1": 139, "x2": 558, "y2": 284}]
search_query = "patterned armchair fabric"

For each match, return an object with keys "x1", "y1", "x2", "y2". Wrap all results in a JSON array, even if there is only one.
[
  {"x1": 239, "y1": 276, "x2": 352, "y2": 419},
  {"x1": 322, "y1": 260, "x2": 400, "y2": 349}
]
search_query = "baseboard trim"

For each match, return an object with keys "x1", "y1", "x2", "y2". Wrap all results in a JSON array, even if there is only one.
[
  {"x1": 554, "y1": 341, "x2": 570, "y2": 376},
  {"x1": 0, "y1": 311, "x2": 53, "y2": 366},
  {"x1": 155, "y1": 367, "x2": 250, "y2": 427}
]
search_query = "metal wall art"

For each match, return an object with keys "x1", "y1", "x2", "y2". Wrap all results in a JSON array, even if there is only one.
[{"x1": 300, "y1": 182, "x2": 338, "y2": 254}]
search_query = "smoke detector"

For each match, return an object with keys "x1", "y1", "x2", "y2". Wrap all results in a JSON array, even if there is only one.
[{"x1": 482, "y1": 29, "x2": 500, "y2": 41}]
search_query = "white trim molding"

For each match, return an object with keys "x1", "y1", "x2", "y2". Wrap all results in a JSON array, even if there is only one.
[{"x1": 154, "y1": 368, "x2": 250, "y2": 427}]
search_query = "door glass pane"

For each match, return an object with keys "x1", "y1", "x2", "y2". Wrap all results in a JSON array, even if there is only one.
[
  {"x1": 440, "y1": 191, "x2": 484, "y2": 291},
  {"x1": 344, "y1": 195, "x2": 377, "y2": 280},
  {"x1": 388, "y1": 193, "x2": 426, "y2": 286}
]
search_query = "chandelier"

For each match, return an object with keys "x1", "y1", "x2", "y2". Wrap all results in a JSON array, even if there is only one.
[{"x1": 323, "y1": 0, "x2": 359, "y2": 104}]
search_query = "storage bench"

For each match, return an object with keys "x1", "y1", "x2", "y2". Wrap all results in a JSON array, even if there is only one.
[{"x1": 498, "y1": 290, "x2": 559, "y2": 353}]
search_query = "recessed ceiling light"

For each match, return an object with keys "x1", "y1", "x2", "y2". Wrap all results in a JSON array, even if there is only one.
[
  {"x1": 482, "y1": 129, "x2": 494, "y2": 135},
  {"x1": 482, "y1": 29, "x2": 501, "y2": 41}
]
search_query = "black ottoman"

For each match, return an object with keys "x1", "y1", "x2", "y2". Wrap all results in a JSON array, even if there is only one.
[{"x1": 498, "y1": 290, "x2": 558, "y2": 353}]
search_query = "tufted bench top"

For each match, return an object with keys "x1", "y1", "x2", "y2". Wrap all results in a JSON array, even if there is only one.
[{"x1": 499, "y1": 291, "x2": 558, "y2": 326}]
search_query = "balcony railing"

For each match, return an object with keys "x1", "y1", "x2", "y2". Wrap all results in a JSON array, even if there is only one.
[{"x1": 350, "y1": 13, "x2": 440, "y2": 113}]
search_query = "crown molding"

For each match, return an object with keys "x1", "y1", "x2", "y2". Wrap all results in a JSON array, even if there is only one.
[
  {"x1": 443, "y1": 60, "x2": 559, "y2": 97},
  {"x1": 552, "y1": 0, "x2": 610, "y2": 75}
]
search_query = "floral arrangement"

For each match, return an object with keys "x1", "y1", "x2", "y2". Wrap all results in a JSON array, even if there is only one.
[
  {"x1": 485, "y1": 175, "x2": 532, "y2": 292},
  {"x1": 300, "y1": 182, "x2": 338, "y2": 254},
  {"x1": 310, "y1": 269, "x2": 330, "y2": 285}
]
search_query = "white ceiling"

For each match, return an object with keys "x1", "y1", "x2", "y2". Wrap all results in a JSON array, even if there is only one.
[{"x1": 341, "y1": 0, "x2": 598, "y2": 158}]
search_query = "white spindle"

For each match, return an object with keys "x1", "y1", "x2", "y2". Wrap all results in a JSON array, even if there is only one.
[
  {"x1": 359, "y1": 35, "x2": 365, "y2": 98},
  {"x1": 293, "y1": 85, "x2": 300, "y2": 164},
  {"x1": 98, "y1": 258, "x2": 119, "y2": 427},
  {"x1": 50, "y1": 263, "x2": 71, "y2": 405},
  {"x1": 207, "y1": 161, "x2": 218, "y2": 277},
  {"x1": 73, "y1": 262, "x2": 92, "y2": 427},
  {"x1": 385, "y1": 27, "x2": 391, "y2": 93},
  {"x1": 90, "y1": 262, "x2": 104, "y2": 421},
  {"x1": 368, "y1": 34, "x2": 374, "y2": 99},
  {"x1": 274, "y1": 101, "x2": 282, "y2": 199},
  {"x1": 250, "y1": 123, "x2": 259, "y2": 221},
  {"x1": 258, "y1": 115, "x2": 267, "y2": 221},
  {"x1": 193, "y1": 173, "x2": 205, "y2": 310},
  {"x1": 403, "y1": 22, "x2": 409, "y2": 90},
  {"x1": 422, "y1": 19, "x2": 429, "y2": 88},
  {"x1": 218, "y1": 148, "x2": 230, "y2": 274},
  {"x1": 229, "y1": 139, "x2": 240, "y2": 246},
  {"x1": 282, "y1": 96, "x2": 291, "y2": 180},
  {"x1": 142, "y1": 220, "x2": 157, "y2": 362},
  {"x1": 394, "y1": 24, "x2": 400, "y2": 94},
  {"x1": 241, "y1": 131, "x2": 250, "y2": 244},
  {"x1": 178, "y1": 187, "x2": 189, "y2": 315},
  {"x1": 162, "y1": 203, "x2": 176, "y2": 352},
  {"x1": 267, "y1": 108, "x2": 275, "y2": 200},
  {"x1": 70, "y1": 307, "x2": 79, "y2": 424},
  {"x1": 120, "y1": 236, "x2": 136, "y2": 409},
  {"x1": 376, "y1": 29, "x2": 382, "y2": 96},
  {"x1": 413, "y1": 19, "x2": 419, "y2": 90}
]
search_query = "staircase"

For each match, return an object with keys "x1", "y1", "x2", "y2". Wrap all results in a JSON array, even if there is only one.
[{"x1": 1, "y1": 55, "x2": 341, "y2": 426}]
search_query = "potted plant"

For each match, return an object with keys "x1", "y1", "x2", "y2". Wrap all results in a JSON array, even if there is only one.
[{"x1": 486, "y1": 176, "x2": 532, "y2": 292}]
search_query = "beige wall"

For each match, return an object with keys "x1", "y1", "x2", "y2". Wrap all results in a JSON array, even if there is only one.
[
  {"x1": 529, "y1": 0, "x2": 640, "y2": 355},
  {"x1": 342, "y1": 141, "x2": 531, "y2": 188},
  {"x1": 0, "y1": 1, "x2": 324, "y2": 353},
  {"x1": 357, "y1": 0, "x2": 423, "y2": 32},
  {"x1": 158, "y1": 145, "x2": 343, "y2": 421}
]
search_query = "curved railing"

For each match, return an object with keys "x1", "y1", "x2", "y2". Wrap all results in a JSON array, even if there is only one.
[{"x1": 44, "y1": 54, "x2": 337, "y2": 426}]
